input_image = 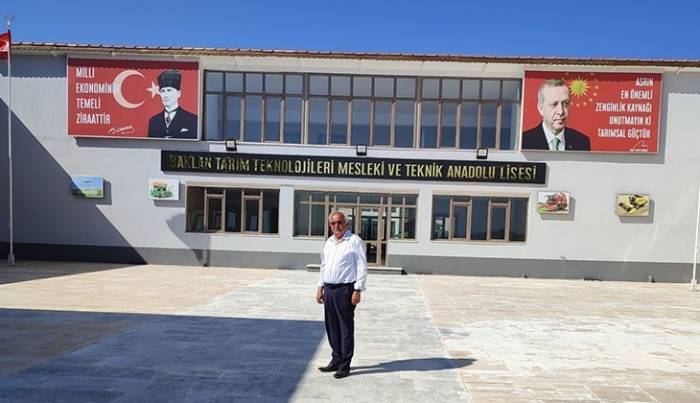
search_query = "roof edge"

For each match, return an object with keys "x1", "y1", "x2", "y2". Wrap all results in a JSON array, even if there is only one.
[{"x1": 12, "y1": 42, "x2": 700, "y2": 68}]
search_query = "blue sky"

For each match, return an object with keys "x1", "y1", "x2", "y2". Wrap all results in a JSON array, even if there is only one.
[{"x1": 3, "y1": 0, "x2": 699, "y2": 59}]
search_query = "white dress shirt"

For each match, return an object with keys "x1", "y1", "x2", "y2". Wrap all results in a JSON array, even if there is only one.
[
  {"x1": 542, "y1": 123, "x2": 566, "y2": 151},
  {"x1": 318, "y1": 230, "x2": 368, "y2": 291}
]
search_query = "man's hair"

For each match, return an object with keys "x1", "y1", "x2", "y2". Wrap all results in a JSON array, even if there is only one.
[
  {"x1": 537, "y1": 79, "x2": 568, "y2": 106},
  {"x1": 157, "y1": 70, "x2": 182, "y2": 90},
  {"x1": 328, "y1": 211, "x2": 347, "y2": 224}
]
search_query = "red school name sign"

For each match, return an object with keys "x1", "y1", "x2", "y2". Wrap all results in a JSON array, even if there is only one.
[
  {"x1": 521, "y1": 71, "x2": 662, "y2": 153},
  {"x1": 67, "y1": 59, "x2": 199, "y2": 139}
]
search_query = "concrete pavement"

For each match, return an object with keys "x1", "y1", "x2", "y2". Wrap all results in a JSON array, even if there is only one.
[{"x1": 0, "y1": 261, "x2": 698, "y2": 402}]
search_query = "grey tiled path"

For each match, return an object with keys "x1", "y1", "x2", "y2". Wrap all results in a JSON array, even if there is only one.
[
  {"x1": 0, "y1": 263, "x2": 468, "y2": 402},
  {"x1": 2, "y1": 262, "x2": 700, "y2": 402}
]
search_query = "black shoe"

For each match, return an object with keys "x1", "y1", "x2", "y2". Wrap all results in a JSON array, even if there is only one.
[
  {"x1": 333, "y1": 369, "x2": 350, "y2": 379},
  {"x1": 318, "y1": 362, "x2": 339, "y2": 372}
]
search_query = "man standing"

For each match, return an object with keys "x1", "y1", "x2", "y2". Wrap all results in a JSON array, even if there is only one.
[
  {"x1": 148, "y1": 70, "x2": 198, "y2": 139},
  {"x1": 316, "y1": 211, "x2": 368, "y2": 379},
  {"x1": 521, "y1": 79, "x2": 591, "y2": 151}
]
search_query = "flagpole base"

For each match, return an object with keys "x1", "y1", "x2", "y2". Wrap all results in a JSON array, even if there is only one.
[
  {"x1": 692, "y1": 279, "x2": 697, "y2": 292},
  {"x1": 7, "y1": 253, "x2": 14, "y2": 266}
]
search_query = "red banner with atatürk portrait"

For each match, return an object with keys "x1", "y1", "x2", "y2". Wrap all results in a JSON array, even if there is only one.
[
  {"x1": 521, "y1": 71, "x2": 661, "y2": 153},
  {"x1": 68, "y1": 59, "x2": 199, "y2": 140}
]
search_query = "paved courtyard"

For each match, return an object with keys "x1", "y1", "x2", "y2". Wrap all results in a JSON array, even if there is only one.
[{"x1": 0, "y1": 261, "x2": 699, "y2": 402}]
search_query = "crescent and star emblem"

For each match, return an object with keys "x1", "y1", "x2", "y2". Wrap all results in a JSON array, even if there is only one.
[{"x1": 112, "y1": 70, "x2": 145, "y2": 109}]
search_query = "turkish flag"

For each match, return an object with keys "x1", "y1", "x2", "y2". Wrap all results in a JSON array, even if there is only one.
[{"x1": 0, "y1": 31, "x2": 10, "y2": 60}]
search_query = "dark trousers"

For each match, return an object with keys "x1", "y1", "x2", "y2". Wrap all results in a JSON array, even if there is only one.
[{"x1": 323, "y1": 283, "x2": 356, "y2": 371}]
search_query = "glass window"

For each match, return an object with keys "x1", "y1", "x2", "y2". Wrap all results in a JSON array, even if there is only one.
[
  {"x1": 351, "y1": 99, "x2": 371, "y2": 146},
  {"x1": 311, "y1": 204, "x2": 326, "y2": 236},
  {"x1": 308, "y1": 98, "x2": 328, "y2": 144},
  {"x1": 225, "y1": 96, "x2": 241, "y2": 140},
  {"x1": 395, "y1": 100, "x2": 414, "y2": 148},
  {"x1": 500, "y1": 103, "x2": 518, "y2": 150},
  {"x1": 374, "y1": 101, "x2": 391, "y2": 146},
  {"x1": 311, "y1": 191, "x2": 325, "y2": 202},
  {"x1": 244, "y1": 95, "x2": 262, "y2": 142},
  {"x1": 359, "y1": 193, "x2": 381, "y2": 204},
  {"x1": 245, "y1": 199, "x2": 259, "y2": 232},
  {"x1": 295, "y1": 202, "x2": 309, "y2": 236},
  {"x1": 470, "y1": 197, "x2": 488, "y2": 240},
  {"x1": 225, "y1": 73, "x2": 243, "y2": 92},
  {"x1": 502, "y1": 80, "x2": 521, "y2": 101},
  {"x1": 421, "y1": 101, "x2": 438, "y2": 148},
  {"x1": 462, "y1": 80, "x2": 479, "y2": 99},
  {"x1": 186, "y1": 187, "x2": 204, "y2": 232},
  {"x1": 480, "y1": 104, "x2": 497, "y2": 148},
  {"x1": 452, "y1": 205, "x2": 469, "y2": 239},
  {"x1": 459, "y1": 102, "x2": 478, "y2": 149},
  {"x1": 331, "y1": 100, "x2": 348, "y2": 144},
  {"x1": 207, "y1": 197, "x2": 223, "y2": 232},
  {"x1": 509, "y1": 199, "x2": 527, "y2": 242},
  {"x1": 482, "y1": 80, "x2": 500, "y2": 100},
  {"x1": 404, "y1": 207, "x2": 416, "y2": 238},
  {"x1": 405, "y1": 196, "x2": 417, "y2": 205},
  {"x1": 283, "y1": 97, "x2": 302, "y2": 144},
  {"x1": 353, "y1": 77, "x2": 371, "y2": 97},
  {"x1": 265, "y1": 74, "x2": 282, "y2": 94},
  {"x1": 262, "y1": 190, "x2": 279, "y2": 233},
  {"x1": 422, "y1": 79, "x2": 439, "y2": 99},
  {"x1": 225, "y1": 189, "x2": 241, "y2": 232},
  {"x1": 374, "y1": 77, "x2": 394, "y2": 97},
  {"x1": 491, "y1": 206, "x2": 507, "y2": 240},
  {"x1": 331, "y1": 76, "x2": 351, "y2": 96},
  {"x1": 246, "y1": 74, "x2": 263, "y2": 93},
  {"x1": 310, "y1": 75, "x2": 328, "y2": 96},
  {"x1": 204, "y1": 94, "x2": 223, "y2": 141},
  {"x1": 396, "y1": 78, "x2": 416, "y2": 98},
  {"x1": 206, "y1": 72, "x2": 223, "y2": 92},
  {"x1": 441, "y1": 102, "x2": 457, "y2": 148},
  {"x1": 286, "y1": 75, "x2": 303, "y2": 95},
  {"x1": 265, "y1": 97, "x2": 281, "y2": 141},
  {"x1": 432, "y1": 196, "x2": 450, "y2": 239},
  {"x1": 442, "y1": 79, "x2": 460, "y2": 99}
]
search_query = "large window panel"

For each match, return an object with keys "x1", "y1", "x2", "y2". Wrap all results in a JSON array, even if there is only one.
[
  {"x1": 262, "y1": 190, "x2": 279, "y2": 233},
  {"x1": 244, "y1": 95, "x2": 262, "y2": 142},
  {"x1": 490, "y1": 205, "x2": 507, "y2": 240},
  {"x1": 311, "y1": 204, "x2": 326, "y2": 236},
  {"x1": 351, "y1": 99, "x2": 371, "y2": 146},
  {"x1": 459, "y1": 101, "x2": 478, "y2": 149},
  {"x1": 509, "y1": 199, "x2": 528, "y2": 242},
  {"x1": 452, "y1": 205, "x2": 469, "y2": 238},
  {"x1": 225, "y1": 73, "x2": 243, "y2": 92},
  {"x1": 441, "y1": 102, "x2": 457, "y2": 148},
  {"x1": 480, "y1": 104, "x2": 497, "y2": 148},
  {"x1": 421, "y1": 101, "x2": 438, "y2": 148},
  {"x1": 432, "y1": 196, "x2": 450, "y2": 239},
  {"x1": 265, "y1": 74, "x2": 282, "y2": 94},
  {"x1": 283, "y1": 97, "x2": 302, "y2": 144},
  {"x1": 186, "y1": 187, "x2": 205, "y2": 232},
  {"x1": 330, "y1": 100, "x2": 348, "y2": 144},
  {"x1": 264, "y1": 97, "x2": 281, "y2": 141},
  {"x1": 308, "y1": 98, "x2": 328, "y2": 144},
  {"x1": 225, "y1": 96, "x2": 241, "y2": 140},
  {"x1": 374, "y1": 101, "x2": 391, "y2": 146},
  {"x1": 204, "y1": 94, "x2": 224, "y2": 141},
  {"x1": 224, "y1": 189, "x2": 242, "y2": 232},
  {"x1": 246, "y1": 74, "x2": 263, "y2": 93},
  {"x1": 500, "y1": 103, "x2": 518, "y2": 150},
  {"x1": 286, "y1": 75, "x2": 303, "y2": 95},
  {"x1": 395, "y1": 100, "x2": 414, "y2": 148},
  {"x1": 244, "y1": 199, "x2": 259, "y2": 232},
  {"x1": 470, "y1": 197, "x2": 488, "y2": 240},
  {"x1": 206, "y1": 72, "x2": 223, "y2": 92}
]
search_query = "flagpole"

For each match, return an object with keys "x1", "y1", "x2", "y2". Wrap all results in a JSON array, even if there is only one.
[
  {"x1": 5, "y1": 16, "x2": 13, "y2": 266},
  {"x1": 691, "y1": 185, "x2": 700, "y2": 291}
]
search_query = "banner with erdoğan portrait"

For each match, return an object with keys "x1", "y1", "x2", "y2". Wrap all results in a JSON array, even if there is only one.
[
  {"x1": 68, "y1": 59, "x2": 199, "y2": 139},
  {"x1": 521, "y1": 71, "x2": 661, "y2": 153}
]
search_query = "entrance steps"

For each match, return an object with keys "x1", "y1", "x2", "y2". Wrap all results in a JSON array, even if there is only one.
[{"x1": 305, "y1": 264, "x2": 405, "y2": 275}]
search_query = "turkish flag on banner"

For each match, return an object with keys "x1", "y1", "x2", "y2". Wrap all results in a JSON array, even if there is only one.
[{"x1": 0, "y1": 31, "x2": 10, "y2": 60}]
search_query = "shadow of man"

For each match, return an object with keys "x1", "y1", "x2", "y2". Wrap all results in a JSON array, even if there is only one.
[{"x1": 350, "y1": 357, "x2": 475, "y2": 376}]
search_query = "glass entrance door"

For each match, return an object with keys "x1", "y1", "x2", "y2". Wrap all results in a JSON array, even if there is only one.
[{"x1": 358, "y1": 207, "x2": 387, "y2": 266}]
